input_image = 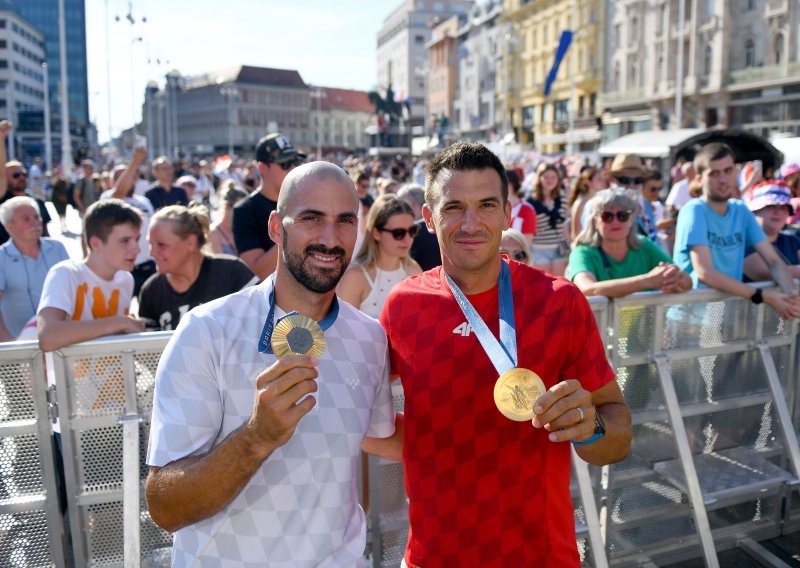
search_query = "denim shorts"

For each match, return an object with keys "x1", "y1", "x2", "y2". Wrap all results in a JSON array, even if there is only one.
[{"x1": 531, "y1": 243, "x2": 568, "y2": 264}]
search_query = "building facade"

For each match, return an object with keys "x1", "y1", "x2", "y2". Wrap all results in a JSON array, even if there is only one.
[
  {"x1": 310, "y1": 86, "x2": 374, "y2": 155},
  {"x1": 376, "y1": 0, "x2": 472, "y2": 131},
  {"x1": 427, "y1": 14, "x2": 462, "y2": 140},
  {"x1": 0, "y1": 11, "x2": 46, "y2": 161},
  {"x1": 502, "y1": 0, "x2": 605, "y2": 153},
  {"x1": 451, "y1": 0, "x2": 504, "y2": 142},
  {"x1": 141, "y1": 65, "x2": 310, "y2": 159},
  {"x1": 2, "y1": 0, "x2": 90, "y2": 152},
  {"x1": 600, "y1": 0, "x2": 800, "y2": 142}
]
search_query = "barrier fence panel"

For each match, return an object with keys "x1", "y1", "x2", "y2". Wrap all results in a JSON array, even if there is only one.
[
  {"x1": 51, "y1": 332, "x2": 173, "y2": 567},
  {"x1": 0, "y1": 285, "x2": 797, "y2": 567},
  {"x1": 603, "y1": 286, "x2": 799, "y2": 567},
  {"x1": 0, "y1": 342, "x2": 65, "y2": 567}
]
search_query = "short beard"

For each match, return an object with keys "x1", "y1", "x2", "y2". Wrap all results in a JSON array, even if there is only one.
[{"x1": 281, "y1": 227, "x2": 348, "y2": 293}]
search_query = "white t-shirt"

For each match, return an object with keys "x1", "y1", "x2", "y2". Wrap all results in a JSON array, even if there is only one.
[
  {"x1": 23, "y1": 260, "x2": 134, "y2": 428},
  {"x1": 147, "y1": 280, "x2": 396, "y2": 567},
  {"x1": 666, "y1": 179, "x2": 691, "y2": 210},
  {"x1": 100, "y1": 189, "x2": 154, "y2": 265}
]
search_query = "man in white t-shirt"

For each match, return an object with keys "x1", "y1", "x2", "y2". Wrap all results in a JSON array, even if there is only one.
[{"x1": 146, "y1": 162, "x2": 401, "y2": 567}]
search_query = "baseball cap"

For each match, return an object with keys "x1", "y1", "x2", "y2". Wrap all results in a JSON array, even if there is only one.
[
  {"x1": 748, "y1": 181, "x2": 794, "y2": 215},
  {"x1": 176, "y1": 175, "x2": 198, "y2": 187},
  {"x1": 255, "y1": 133, "x2": 307, "y2": 165}
]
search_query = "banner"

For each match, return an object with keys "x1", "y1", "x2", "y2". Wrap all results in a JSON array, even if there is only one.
[{"x1": 544, "y1": 30, "x2": 573, "y2": 97}]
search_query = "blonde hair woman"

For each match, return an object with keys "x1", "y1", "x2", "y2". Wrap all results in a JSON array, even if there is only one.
[
  {"x1": 138, "y1": 204, "x2": 258, "y2": 330},
  {"x1": 209, "y1": 180, "x2": 248, "y2": 255},
  {"x1": 337, "y1": 194, "x2": 422, "y2": 317}
]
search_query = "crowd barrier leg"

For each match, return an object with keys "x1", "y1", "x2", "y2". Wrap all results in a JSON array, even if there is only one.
[
  {"x1": 654, "y1": 354, "x2": 720, "y2": 568},
  {"x1": 757, "y1": 342, "x2": 800, "y2": 481},
  {"x1": 121, "y1": 350, "x2": 144, "y2": 568},
  {"x1": 571, "y1": 449, "x2": 608, "y2": 568}
]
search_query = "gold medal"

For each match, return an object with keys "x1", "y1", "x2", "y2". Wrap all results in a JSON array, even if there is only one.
[
  {"x1": 270, "y1": 314, "x2": 326, "y2": 359},
  {"x1": 493, "y1": 368, "x2": 546, "y2": 422}
]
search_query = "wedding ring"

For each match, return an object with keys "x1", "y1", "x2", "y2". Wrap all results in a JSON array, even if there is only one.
[{"x1": 576, "y1": 406, "x2": 585, "y2": 423}]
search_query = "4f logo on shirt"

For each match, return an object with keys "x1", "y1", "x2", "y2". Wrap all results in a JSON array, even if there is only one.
[{"x1": 453, "y1": 322, "x2": 474, "y2": 337}]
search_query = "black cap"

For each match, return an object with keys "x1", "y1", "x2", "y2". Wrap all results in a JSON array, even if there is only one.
[{"x1": 255, "y1": 133, "x2": 306, "y2": 165}]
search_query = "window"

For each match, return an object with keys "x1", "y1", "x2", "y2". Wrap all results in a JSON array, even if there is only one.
[
  {"x1": 657, "y1": 4, "x2": 665, "y2": 34},
  {"x1": 614, "y1": 24, "x2": 621, "y2": 49},
  {"x1": 745, "y1": 40, "x2": 755, "y2": 67},
  {"x1": 415, "y1": 35, "x2": 425, "y2": 45},
  {"x1": 704, "y1": 45, "x2": 712, "y2": 75},
  {"x1": 707, "y1": 0, "x2": 715, "y2": 16},
  {"x1": 522, "y1": 105, "x2": 535, "y2": 129},
  {"x1": 0, "y1": 60, "x2": 7, "y2": 69},
  {"x1": 747, "y1": 0, "x2": 755, "y2": 9},
  {"x1": 629, "y1": 17, "x2": 638, "y2": 44}
]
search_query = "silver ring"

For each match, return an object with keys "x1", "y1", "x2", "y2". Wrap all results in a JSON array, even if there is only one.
[{"x1": 576, "y1": 407, "x2": 585, "y2": 422}]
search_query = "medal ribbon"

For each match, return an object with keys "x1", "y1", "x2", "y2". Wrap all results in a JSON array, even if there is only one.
[
  {"x1": 445, "y1": 261, "x2": 517, "y2": 375},
  {"x1": 258, "y1": 275, "x2": 339, "y2": 354}
]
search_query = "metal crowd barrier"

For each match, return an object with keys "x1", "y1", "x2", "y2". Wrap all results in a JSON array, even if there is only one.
[{"x1": 0, "y1": 285, "x2": 797, "y2": 567}]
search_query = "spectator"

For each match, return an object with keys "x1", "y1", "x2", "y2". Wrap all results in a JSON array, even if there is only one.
[
  {"x1": 176, "y1": 175, "x2": 198, "y2": 203},
  {"x1": 102, "y1": 147, "x2": 157, "y2": 296},
  {"x1": 145, "y1": 156, "x2": 189, "y2": 211},
  {"x1": 72, "y1": 159, "x2": 98, "y2": 216},
  {"x1": 507, "y1": 169, "x2": 537, "y2": 246},
  {"x1": 35, "y1": 199, "x2": 145, "y2": 351},
  {"x1": 743, "y1": 182, "x2": 800, "y2": 281},
  {"x1": 232, "y1": 132, "x2": 305, "y2": 280},
  {"x1": 0, "y1": 196, "x2": 68, "y2": 340},
  {"x1": 500, "y1": 228, "x2": 532, "y2": 265},
  {"x1": 642, "y1": 169, "x2": 674, "y2": 253},
  {"x1": 28, "y1": 157, "x2": 44, "y2": 200},
  {"x1": 779, "y1": 162, "x2": 800, "y2": 226},
  {"x1": 568, "y1": 166, "x2": 607, "y2": 237},
  {"x1": 608, "y1": 154, "x2": 658, "y2": 243},
  {"x1": 396, "y1": 183, "x2": 425, "y2": 221},
  {"x1": 666, "y1": 161, "x2": 695, "y2": 215},
  {"x1": 567, "y1": 188, "x2": 691, "y2": 297},
  {"x1": 673, "y1": 143, "x2": 799, "y2": 319},
  {"x1": 208, "y1": 181, "x2": 248, "y2": 256},
  {"x1": 0, "y1": 122, "x2": 51, "y2": 244},
  {"x1": 139, "y1": 205, "x2": 257, "y2": 331},
  {"x1": 528, "y1": 163, "x2": 569, "y2": 275},
  {"x1": 337, "y1": 194, "x2": 421, "y2": 318}
]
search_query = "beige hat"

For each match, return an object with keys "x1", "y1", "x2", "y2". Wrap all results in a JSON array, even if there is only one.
[{"x1": 610, "y1": 153, "x2": 644, "y2": 174}]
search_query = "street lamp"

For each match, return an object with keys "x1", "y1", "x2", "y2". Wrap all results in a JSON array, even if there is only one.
[
  {"x1": 498, "y1": 28, "x2": 516, "y2": 138},
  {"x1": 309, "y1": 88, "x2": 326, "y2": 159},
  {"x1": 42, "y1": 61, "x2": 52, "y2": 171},
  {"x1": 220, "y1": 86, "x2": 239, "y2": 156},
  {"x1": 57, "y1": 0, "x2": 72, "y2": 171}
]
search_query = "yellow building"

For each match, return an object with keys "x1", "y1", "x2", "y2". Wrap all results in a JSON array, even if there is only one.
[{"x1": 501, "y1": 0, "x2": 605, "y2": 153}]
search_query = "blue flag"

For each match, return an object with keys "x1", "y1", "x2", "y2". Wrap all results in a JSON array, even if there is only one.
[{"x1": 544, "y1": 30, "x2": 573, "y2": 96}]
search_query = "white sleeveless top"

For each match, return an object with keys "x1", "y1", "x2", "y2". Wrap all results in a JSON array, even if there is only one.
[{"x1": 358, "y1": 265, "x2": 408, "y2": 319}]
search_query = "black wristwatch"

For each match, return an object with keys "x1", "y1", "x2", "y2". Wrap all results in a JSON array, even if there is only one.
[
  {"x1": 751, "y1": 288, "x2": 764, "y2": 305},
  {"x1": 572, "y1": 408, "x2": 606, "y2": 446}
]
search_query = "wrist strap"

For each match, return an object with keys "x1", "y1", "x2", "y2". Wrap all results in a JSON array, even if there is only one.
[{"x1": 571, "y1": 432, "x2": 604, "y2": 446}]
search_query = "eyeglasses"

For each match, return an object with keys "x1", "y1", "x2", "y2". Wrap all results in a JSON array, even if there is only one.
[
  {"x1": 11, "y1": 172, "x2": 26, "y2": 179},
  {"x1": 599, "y1": 210, "x2": 633, "y2": 223},
  {"x1": 378, "y1": 224, "x2": 420, "y2": 240},
  {"x1": 501, "y1": 249, "x2": 529, "y2": 262},
  {"x1": 614, "y1": 176, "x2": 644, "y2": 186}
]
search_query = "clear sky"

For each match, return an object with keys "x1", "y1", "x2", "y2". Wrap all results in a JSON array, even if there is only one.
[{"x1": 86, "y1": 0, "x2": 391, "y2": 143}]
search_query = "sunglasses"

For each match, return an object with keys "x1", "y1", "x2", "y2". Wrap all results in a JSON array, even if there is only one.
[
  {"x1": 615, "y1": 176, "x2": 644, "y2": 186},
  {"x1": 278, "y1": 158, "x2": 303, "y2": 171},
  {"x1": 501, "y1": 249, "x2": 529, "y2": 262},
  {"x1": 378, "y1": 224, "x2": 420, "y2": 240},
  {"x1": 599, "y1": 210, "x2": 633, "y2": 223},
  {"x1": 11, "y1": 172, "x2": 26, "y2": 179}
]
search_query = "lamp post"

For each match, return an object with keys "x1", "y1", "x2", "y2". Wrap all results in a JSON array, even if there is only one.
[
  {"x1": 499, "y1": 29, "x2": 516, "y2": 138},
  {"x1": 42, "y1": 61, "x2": 52, "y2": 171},
  {"x1": 220, "y1": 86, "x2": 239, "y2": 156},
  {"x1": 58, "y1": 0, "x2": 72, "y2": 171},
  {"x1": 309, "y1": 88, "x2": 326, "y2": 159}
]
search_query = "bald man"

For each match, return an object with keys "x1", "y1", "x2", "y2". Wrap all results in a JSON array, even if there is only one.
[{"x1": 145, "y1": 162, "x2": 402, "y2": 567}]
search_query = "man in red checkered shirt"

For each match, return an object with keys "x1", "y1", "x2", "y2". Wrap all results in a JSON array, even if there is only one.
[{"x1": 380, "y1": 142, "x2": 632, "y2": 567}]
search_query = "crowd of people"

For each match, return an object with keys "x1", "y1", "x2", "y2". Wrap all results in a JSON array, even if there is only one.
[{"x1": 1, "y1": 115, "x2": 799, "y2": 565}]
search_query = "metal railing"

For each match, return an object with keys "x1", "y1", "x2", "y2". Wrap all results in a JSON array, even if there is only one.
[{"x1": 0, "y1": 285, "x2": 797, "y2": 566}]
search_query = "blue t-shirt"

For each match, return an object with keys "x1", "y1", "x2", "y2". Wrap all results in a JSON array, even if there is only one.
[{"x1": 673, "y1": 198, "x2": 765, "y2": 288}]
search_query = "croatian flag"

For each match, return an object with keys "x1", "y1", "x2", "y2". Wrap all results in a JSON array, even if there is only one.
[{"x1": 544, "y1": 31, "x2": 573, "y2": 96}]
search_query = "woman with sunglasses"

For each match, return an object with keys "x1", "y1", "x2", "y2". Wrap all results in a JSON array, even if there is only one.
[
  {"x1": 500, "y1": 228, "x2": 532, "y2": 265},
  {"x1": 567, "y1": 188, "x2": 691, "y2": 297},
  {"x1": 337, "y1": 194, "x2": 421, "y2": 318}
]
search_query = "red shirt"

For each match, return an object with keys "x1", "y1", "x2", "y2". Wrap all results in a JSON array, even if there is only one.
[
  {"x1": 380, "y1": 262, "x2": 614, "y2": 567},
  {"x1": 511, "y1": 201, "x2": 537, "y2": 236}
]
